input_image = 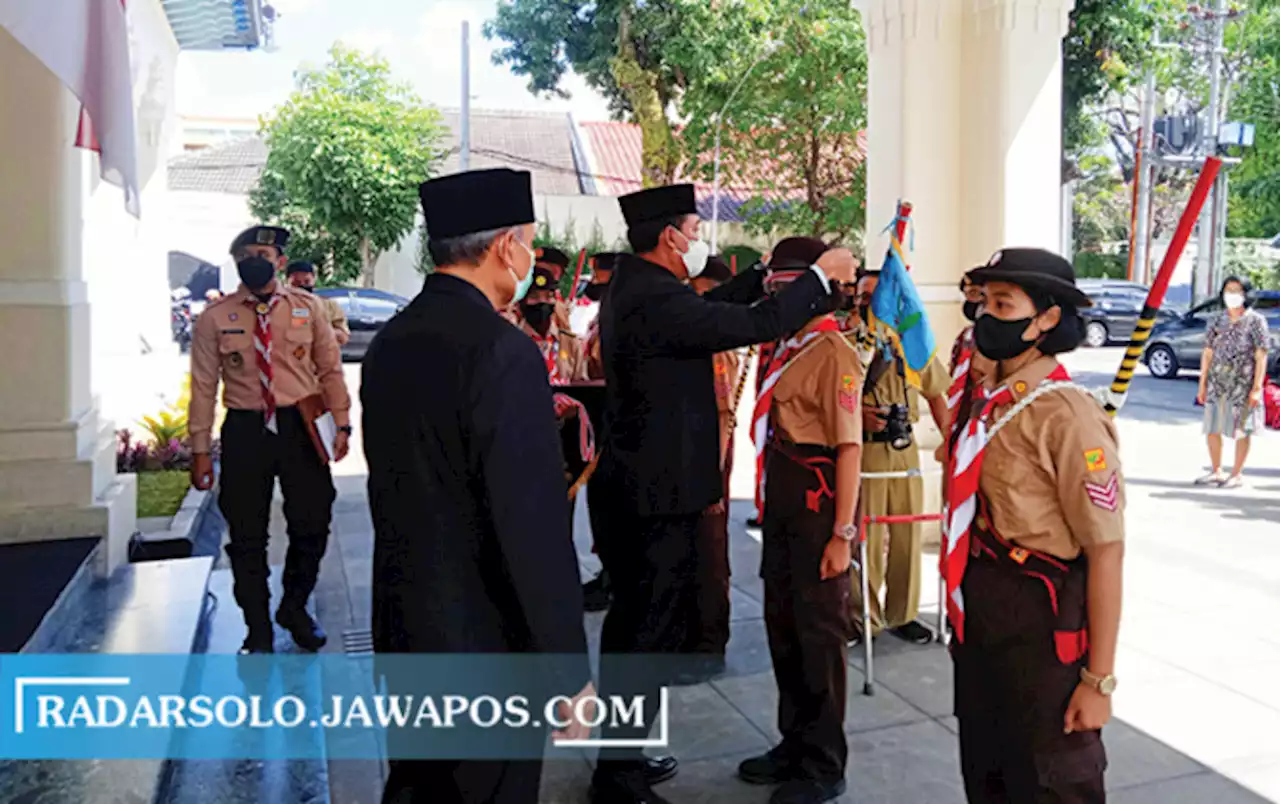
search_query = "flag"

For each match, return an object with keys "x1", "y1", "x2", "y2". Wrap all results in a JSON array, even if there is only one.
[
  {"x1": 867, "y1": 204, "x2": 936, "y2": 388},
  {"x1": 1, "y1": 0, "x2": 140, "y2": 217}
]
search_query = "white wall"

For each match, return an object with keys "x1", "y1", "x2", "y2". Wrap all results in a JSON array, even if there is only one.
[{"x1": 83, "y1": 0, "x2": 184, "y2": 428}]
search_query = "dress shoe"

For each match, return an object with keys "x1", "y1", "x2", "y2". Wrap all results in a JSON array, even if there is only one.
[
  {"x1": 889, "y1": 620, "x2": 933, "y2": 645},
  {"x1": 590, "y1": 768, "x2": 673, "y2": 803},
  {"x1": 239, "y1": 628, "x2": 274, "y2": 654},
  {"x1": 769, "y1": 777, "x2": 847, "y2": 804},
  {"x1": 643, "y1": 755, "x2": 679, "y2": 785},
  {"x1": 582, "y1": 571, "x2": 612, "y2": 613},
  {"x1": 738, "y1": 745, "x2": 802, "y2": 785},
  {"x1": 275, "y1": 606, "x2": 327, "y2": 652}
]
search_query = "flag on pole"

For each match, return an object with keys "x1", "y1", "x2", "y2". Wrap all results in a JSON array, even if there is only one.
[
  {"x1": 866, "y1": 202, "x2": 936, "y2": 388},
  {"x1": 0, "y1": 0, "x2": 140, "y2": 217}
]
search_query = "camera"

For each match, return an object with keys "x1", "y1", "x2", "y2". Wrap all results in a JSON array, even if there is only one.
[{"x1": 882, "y1": 404, "x2": 913, "y2": 451}]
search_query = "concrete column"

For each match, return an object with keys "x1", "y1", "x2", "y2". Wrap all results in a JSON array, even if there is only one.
[{"x1": 0, "y1": 28, "x2": 135, "y2": 574}]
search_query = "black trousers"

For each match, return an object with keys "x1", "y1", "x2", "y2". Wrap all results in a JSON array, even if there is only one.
[
  {"x1": 382, "y1": 759, "x2": 542, "y2": 804},
  {"x1": 595, "y1": 511, "x2": 700, "y2": 771},
  {"x1": 761, "y1": 446, "x2": 852, "y2": 782},
  {"x1": 218, "y1": 407, "x2": 336, "y2": 628},
  {"x1": 690, "y1": 442, "x2": 733, "y2": 655},
  {"x1": 953, "y1": 559, "x2": 1107, "y2": 803}
]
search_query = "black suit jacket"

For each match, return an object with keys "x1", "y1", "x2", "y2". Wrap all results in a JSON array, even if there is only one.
[
  {"x1": 599, "y1": 255, "x2": 829, "y2": 517},
  {"x1": 361, "y1": 273, "x2": 589, "y2": 694}
]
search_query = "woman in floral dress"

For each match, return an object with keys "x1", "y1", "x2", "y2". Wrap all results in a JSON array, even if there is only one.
[{"x1": 1196, "y1": 276, "x2": 1270, "y2": 488}]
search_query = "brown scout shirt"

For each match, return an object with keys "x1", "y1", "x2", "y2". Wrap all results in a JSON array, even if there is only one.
[
  {"x1": 713, "y1": 349, "x2": 743, "y2": 461},
  {"x1": 189, "y1": 284, "x2": 352, "y2": 453},
  {"x1": 772, "y1": 327, "x2": 865, "y2": 449},
  {"x1": 324, "y1": 296, "x2": 351, "y2": 346},
  {"x1": 860, "y1": 332, "x2": 951, "y2": 420},
  {"x1": 520, "y1": 321, "x2": 590, "y2": 383},
  {"x1": 979, "y1": 355, "x2": 1126, "y2": 560}
]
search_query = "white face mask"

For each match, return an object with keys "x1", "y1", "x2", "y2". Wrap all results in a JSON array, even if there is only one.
[
  {"x1": 1223, "y1": 292, "x2": 1246, "y2": 310},
  {"x1": 680, "y1": 237, "x2": 711, "y2": 279}
]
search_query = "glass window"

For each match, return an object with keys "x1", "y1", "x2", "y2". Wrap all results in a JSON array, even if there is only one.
[{"x1": 355, "y1": 296, "x2": 401, "y2": 318}]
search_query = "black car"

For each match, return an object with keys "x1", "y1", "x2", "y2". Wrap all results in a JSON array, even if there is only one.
[
  {"x1": 313, "y1": 287, "x2": 409, "y2": 361},
  {"x1": 1142, "y1": 290, "x2": 1280, "y2": 379},
  {"x1": 1078, "y1": 281, "x2": 1183, "y2": 348}
]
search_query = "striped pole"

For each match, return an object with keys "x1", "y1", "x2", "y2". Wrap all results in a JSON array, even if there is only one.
[
  {"x1": 1106, "y1": 156, "x2": 1222, "y2": 416},
  {"x1": 568, "y1": 249, "x2": 588, "y2": 300}
]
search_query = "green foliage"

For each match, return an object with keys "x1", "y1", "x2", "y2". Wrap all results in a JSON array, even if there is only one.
[
  {"x1": 136, "y1": 471, "x2": 191, "y2": 519},
  {"x1": 137, "y1": 374, "x2": 193, "y2": 446},
  {"x1": 250, "y1": 44, "x2": 448, "y2": 285},
  {"x1": 1226, "y1": 3, "x2": 1280, "y2": 238},
  {"x1": 1063, "y1": 1, "x2": 1160, "y2": 154},
  {"x1": 680, "y1": 0, "x2": 868, "y2": 248},
  {"x1": 1074, "y1": 251, "x2": 1128, "y2": 279}
]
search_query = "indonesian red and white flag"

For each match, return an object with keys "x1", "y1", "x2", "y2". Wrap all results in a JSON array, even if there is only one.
[{"x1": 0, "y1": 0, "x2": 140, "y2": 217}]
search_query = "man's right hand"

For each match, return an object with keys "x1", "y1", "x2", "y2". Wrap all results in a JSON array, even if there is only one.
[
  {"x1": 552, "y1": 681, "x2": 599, "y2": 742},
  {"x1": 863, "y1": 407, "x2": 888, "y2": 433},
  {"x1": 191, "y1": 453, "x2": 214, "y2": 491},
  {"x1": 815, "y1": 247, "x2": 858, "y2": 285}
]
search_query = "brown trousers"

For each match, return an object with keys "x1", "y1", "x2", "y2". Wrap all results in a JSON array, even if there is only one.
[
  {"x1": 690, "y1": 435, "x2": 734, "y2": 655},
  {"x1": 953, "y1": 555, "x2": 1107, "y2": 803},
  {"x1": 761, "y1": 443, "x2": 853, "y2": 782}
]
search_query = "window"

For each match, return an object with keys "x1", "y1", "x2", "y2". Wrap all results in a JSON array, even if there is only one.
[{"x1": 355, "y1": 296, "x2": 401, "y2": 320}]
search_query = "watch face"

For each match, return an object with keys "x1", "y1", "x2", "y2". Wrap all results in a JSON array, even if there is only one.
[{"x1": 1099, "y1": 676, "x2": 1117, "y2": 695}]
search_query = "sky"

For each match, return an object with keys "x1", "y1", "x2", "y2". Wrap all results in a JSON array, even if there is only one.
[{"x1": 175, "y1": 0, "x2": 613, "y2": 122}]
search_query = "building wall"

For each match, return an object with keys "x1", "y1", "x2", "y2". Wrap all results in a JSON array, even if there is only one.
[{"x1": 83, "y1": 0, "x2": 184, "y2": 428}]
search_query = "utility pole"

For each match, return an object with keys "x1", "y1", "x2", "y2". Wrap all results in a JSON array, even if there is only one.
[
  {"x1": 460, "y1": 20, "x2": 472, "y2": 171},
  {"x1": 1192, "y1": 0, "x2": 1226, "y2": 302},
  {"x1": 1133, "y1": 33, "x2": 1158, "y2": 285}
]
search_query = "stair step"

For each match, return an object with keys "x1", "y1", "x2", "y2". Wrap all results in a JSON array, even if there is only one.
[{"x1": 0, "y1": 555, "x2": 216, "y2": 804}]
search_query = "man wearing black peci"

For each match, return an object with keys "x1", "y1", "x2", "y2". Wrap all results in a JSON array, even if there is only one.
[{"x1": 590, "y1": 183, "x2": 855, "y2": 804}]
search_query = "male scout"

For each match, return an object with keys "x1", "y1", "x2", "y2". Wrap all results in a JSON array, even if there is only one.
[{"x1": 738, "y1": 236, "x2": 861, "y2": 804}]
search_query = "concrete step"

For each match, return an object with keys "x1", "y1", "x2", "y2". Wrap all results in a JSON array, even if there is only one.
[
  {"x1": 159, "y1": 568, "x2": 332, "y2": 804},
  {"x1": 0, "y1": 554, "x2": 216, "y2": 804}
]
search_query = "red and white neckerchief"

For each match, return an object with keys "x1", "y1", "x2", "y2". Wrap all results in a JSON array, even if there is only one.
[
  {"x1": 245, "y1": 293, "x2": 284, "y2": 432},
  {"x1": 751, "y1": 317, "x2": 842, "y2": 516},
  {"x1": 941, "y1": 361, "x2": 1071, "y2": 644},
  {"x1": 531, "y1": 332, "x2": 562, "y2": 384},
  {"x1": 552, "y1": 393, "x2": 596, "y2": 463}
]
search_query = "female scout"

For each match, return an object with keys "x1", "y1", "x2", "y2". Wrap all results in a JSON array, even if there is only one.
[{"x1": 944, "y1": 248, "x2": 1124, "y2": 804}]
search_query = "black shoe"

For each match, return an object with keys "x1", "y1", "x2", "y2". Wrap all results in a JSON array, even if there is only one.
[
  {"x1": 738, "y1": 746, "x2": 801, "y2": 785},
  {"x1": 239, "y1": 629, "x2": 274, "y2": 654},
  {"x1": 769, "y1": 777, "x2": 847, "y2": 804},
  {"x1": 643, "y1": 755, "x2": 679, "y2": 785},
  {"x1": 583, "y1": 572, "x2": 612, "y2": 613},
  {"x1": 747, "y1": 517, "x2": 763, "y2": 528},
  {"x1": 275, "y1": 606, "x2": 327, "y2": 652},
  {"x1": 889, "y1": 620, "x2": 933, "y2": 645},
  {"x1": 590, "y1": 768, "x2": 673, "y2": 803}
]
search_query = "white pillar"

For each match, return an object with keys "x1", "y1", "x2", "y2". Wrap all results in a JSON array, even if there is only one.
[
  {"x1": 0, "y1": 29, "x2": 135, "y2": 574},
  {"x1": 856, "y1": 0, "x2": 1074, "y2": 542}
]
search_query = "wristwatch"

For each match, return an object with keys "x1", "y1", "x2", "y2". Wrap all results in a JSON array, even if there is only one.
[
  {"x1": 1080, "y1": 668, "x2": 1118, "y2": 696},
  {"x1": 337, "y1": 425, "x2": 353, "y2": 435},
  {"x1": 834, "y1": 523, "x2": 857, "y2": 542}
]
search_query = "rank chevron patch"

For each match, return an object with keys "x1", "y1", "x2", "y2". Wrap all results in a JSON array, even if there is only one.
[{"x1": 1084, "y1": 474, "x2": 1120, "y2": 511}]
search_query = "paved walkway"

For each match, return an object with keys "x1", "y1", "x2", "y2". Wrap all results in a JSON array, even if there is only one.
[{"x1": 256, "y1": 355, "x2": 1280, "y2": 802}]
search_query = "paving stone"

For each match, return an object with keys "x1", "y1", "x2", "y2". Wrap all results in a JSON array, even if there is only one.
[
  {"x1": 711, "y1": 670, "x2": 926, "y2": 742},
  {"x1": 1104, "y1": 719, "x2": 1205, "y2": 792},
  {"x1": 657, "y1": 682, "x2": 772, "y2": 762},
  {"x1": 721, "y1": 617, "x2": 778, "y2": 680},
  {"x1": 844, "y1": 720, "x2": 967, "y2": 804},
  {"x1": 1109, "y1": 771, "x2": 1272, "y2": 803},
  {"x1": 857, "y1": 643, "x2": 953, "y2": 717},
  {"x1": 538, "y1": 756, "x2": 593, "y2": 804}
]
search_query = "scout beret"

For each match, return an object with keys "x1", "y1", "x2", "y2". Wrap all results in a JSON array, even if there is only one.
[
  {"x1": 966, "y1": 248, "x2": 1092, "y2": 309},
  {"x1": 619, "y1": 184, "x2": 697, "y2": 227},
  {"x1": 767, "y1": 237, "x2": 828, "y2": 270},
  {"x1": 231, "y1": 226, "x2": 290, "y2": 255},
  {"x1": 286, "y1": 261, "x2": 316, "y2": 275},
  {"x1": 419, "y1": 168, "x2": 535, "y2": 240},
  {"x1": 535, "y1": 247, "x2": 571, "y2": 270},
  {"x1": 529, "y1": 266, "x2": 558, "y2": 293},
  {"x1": 701, "y1": 255, "x2": 733, "y2": 283}
]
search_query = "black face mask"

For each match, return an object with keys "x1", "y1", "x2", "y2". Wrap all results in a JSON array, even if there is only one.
[
  {"x1": 293, "y1": 283, "x2": 313, "y2": 294},
  {"x1": 584, "y1": 283, "x2": 607, "y2": 302},
  {"x1": 237, "y1": 257, "x2": 276, "y2": 291},
  {"x1": 973, "y1": 314, "x2": 1037, "y2": 361},
  {"x1": 522, "y1": 302, "x2": 555, "y2": 335},
  {"x1": 962, "y1": 300, "x2": 981, "y2": 322}
]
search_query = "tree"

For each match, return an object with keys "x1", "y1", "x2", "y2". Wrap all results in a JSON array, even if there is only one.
[
  {"x1": 486, "y1": 0, "x2": 716, "y2": 186},
  {"x1": 250, "y1": 44, "x2": 448, "y2": 286},
  {"x1": 679, "y1": 0, "x2": 868, "y2": 248},
  {"x1": 1226, "y1": 1, "x2": 1280, "y2": 238}
]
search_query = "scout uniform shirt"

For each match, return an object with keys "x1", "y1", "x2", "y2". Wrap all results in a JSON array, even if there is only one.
[
  {"x1": 323, "y1": 296, "x2": 351, "y2": 344},
  {"x1": 713, "y1": 349, "x2": 743, "y2": 461},
  {"x1": 520, "y1": 319, "x2": 590, "y2": 384},
  {"x1": 978, "y1": 355, "x2": 1125, "y2": 560},
  {"x1": 861, "y1": 331, "x2": 951, "y2": 424},
  {"x1": 189, "y1": 284, "x2": 351, "y2": 453},
  {"x1": 771, "y1": 325, "x2": 864, "y2": 450}
]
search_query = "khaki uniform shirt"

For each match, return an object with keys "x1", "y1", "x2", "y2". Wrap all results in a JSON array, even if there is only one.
[
  {"x1": 189, "y1": 284, "x2": 351, "y2": 453},
  {"x1": 520, "y1": 321, "x2": 590, "y2": 383},
  {"x1": 324, "y1": 296, "x2": 351, "y2": 345},
  {"x1": 979, "y1": 355, "x2": 1126, "y2": 560},
  {"x1": 772, "y1": 327, "x2": 864, "y2": 449},
  {"x1": 713, "y1": 349, "x2": 743, "y2": 462},
  {"x1": 862, "y1": 337, "x2": 950, "y2": 421}
]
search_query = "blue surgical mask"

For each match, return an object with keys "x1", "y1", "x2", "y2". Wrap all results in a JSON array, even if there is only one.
[{"x1": 508, "y1": 240, "x2": 536, "y2": 304}]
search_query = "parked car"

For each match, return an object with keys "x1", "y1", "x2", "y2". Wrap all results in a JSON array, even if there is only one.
[
  {"x1": 313, "y1": 287, "x2": 409, "y2": 362},
  {"x1": 1078, "y1": 281, "x2": 1184, "y2": 348},
  {"x1": 1142, "y1": 290, "x2": 1280, "y2": 379}
]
